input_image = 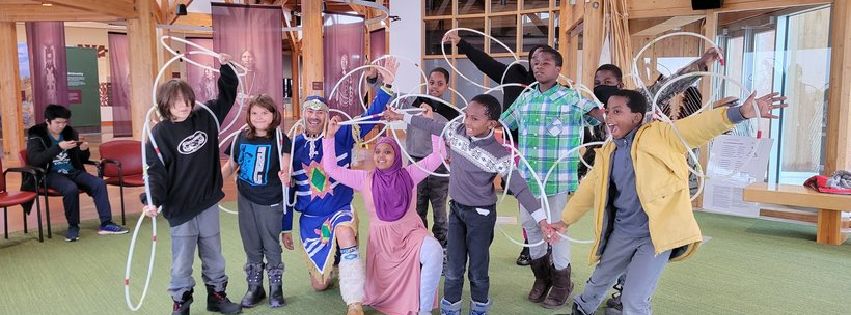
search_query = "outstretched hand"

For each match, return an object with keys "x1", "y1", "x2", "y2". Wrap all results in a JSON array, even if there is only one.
[
  {"x1": 378, "y1": 56, "x2": 400, "y2": 86},
  {"x1": 382, "y1": 108, "x2": 404, "y2": 122},
  {"x1": 442, "y1": 30, "x2": 460, "y2": 45},
  {"x1": 324, "y1": 116, "x2": 341, "y2": 138},
  {"x1": 739, "y1": 91, "x2": 788, "y2": 119}
]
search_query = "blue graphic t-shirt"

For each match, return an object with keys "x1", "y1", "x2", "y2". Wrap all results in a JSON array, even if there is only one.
[
  {"x1": 229, "y1": 133, "x2": 292, "y2": 206},
  {"x1": 49, "y1": 134, "x2": 75, "y2": 175}
]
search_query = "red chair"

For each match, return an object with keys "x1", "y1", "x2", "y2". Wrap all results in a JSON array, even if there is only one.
[
  {"x1": 19, "y1": 150, "x2": 97, "y2": 239},
  {"x1": 0, "y1": 157, "x2": 44, "y2": 242},
  {"x1": 97, "y1": 140, "x2": 143, "y2": 226}
]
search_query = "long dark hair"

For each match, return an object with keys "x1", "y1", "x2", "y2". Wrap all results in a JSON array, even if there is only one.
[
  {"x1": 155, "y1": 79, "x2": 195, "y2": 121},
  {"x1": 244, "y1": 94, "x2": 282, "y2": 140}
]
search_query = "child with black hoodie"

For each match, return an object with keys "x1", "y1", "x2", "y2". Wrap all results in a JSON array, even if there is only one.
[{"x1": 141, "y1": 54, "x2": 242, "y2": 315}]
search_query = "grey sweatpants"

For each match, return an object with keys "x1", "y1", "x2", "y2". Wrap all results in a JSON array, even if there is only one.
[
  {"x1": 520, "y1": 192, "x2": 571, "y2": 270},
  {"x1": 168, "y1": 205, "x2": 229, "y2": 301},
  {"x1": 238, "y1": 193, "x2": 284, "y2": 267},
  {"x1": 574, "y1": 232, "x2": 671, "y2": 315}
]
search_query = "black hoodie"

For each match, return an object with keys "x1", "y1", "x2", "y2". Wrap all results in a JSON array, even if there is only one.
[
  {"x1": 144, "y1": 64, "x2": 238, "y2": 227},
  {"x1": 21, "y1": 123, "x2": 90, "y2": 212}
]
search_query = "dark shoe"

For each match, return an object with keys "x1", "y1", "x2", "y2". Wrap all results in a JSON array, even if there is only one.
[
  {"x1": 98, "y1": 222, "x2": 129, "y2": 235},
  {"x1": 172, "y1": 289, "x2": 193, "y2": 315},
  {"x1": 64, "y1": 225, "x2": 80, "y2": 242},
  {"x1": 542, "y1": 264, "x2": 574, "y2": 309},
  {"x1": 206, "y1": 283, "x2": 242, "y2": 314},
  {"x1": 605, "y1": 282, "x2": 624, "y2": 315},
  {"x1": 267, "y1": 263, "x2": 286, "y2": 308},
  {"x1": 240, "y1": 263, "x2": 265, "y2": 308},
  {"x1": 571, "y1": 302, "x2": 590, "y2": 315},
  {"x1": 516, "y1": 247, "x2": 531, "y2": 266},
  {"x1": 528, "y1": 255, "x2": 552, "y2": 303}
]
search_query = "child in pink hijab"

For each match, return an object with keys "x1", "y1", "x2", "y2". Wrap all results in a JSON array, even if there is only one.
[{"x1": 321, "y1": 118, "x2": 447, "y2": 315}]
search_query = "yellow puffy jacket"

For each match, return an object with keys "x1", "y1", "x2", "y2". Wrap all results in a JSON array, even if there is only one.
[{"x1": 561, "y1": 107, "x2": 736, "y2": 264}]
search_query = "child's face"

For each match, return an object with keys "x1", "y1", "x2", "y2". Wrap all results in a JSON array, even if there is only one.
[
  {"x1": 531, "y1": 51, "x2": 561, "y2": 85},
  {"x1": 594, "y1": 70, "x2": 623, "y2": 88},
  {"x1": 427, "y1": 71, "x2": 448, "y2": 97},
  {"x1": 303, "y1": 108, "x2": 327, "y2": 135},
  {"x1": 249, "y1": 105, "x2": 274, "y2": 133},
  {"x1": 373, "y1": 143, "x2": 396, "y2": 170},
  {"x1": 462, "y1": 102, "x2": 496, "y2": 138},
  {"x1": 169, "y1": 94, "x2": 192, "y2": 122},
  {"x1": 605, "y1": 96, "x2": 643, "y2": 139}
]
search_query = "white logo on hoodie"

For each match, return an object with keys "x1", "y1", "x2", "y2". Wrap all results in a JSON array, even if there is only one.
[{"x1": 178, "y1": 131, "x2": 208, "y2": 155}]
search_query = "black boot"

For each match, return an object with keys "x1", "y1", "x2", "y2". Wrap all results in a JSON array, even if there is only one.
[
  {"x1": 206, "y1": 283, "x2": 242, "y2": 314},
  {"x1": 267, "y1": 263, "x2": 286, "y2": 307},
  {"x1": 528, "y1": 254, "x2": 552, "y2": 303},
  {"x1": 172, "y1": 289, "x2": 193, "y2": 315},
  {"x1": 240, "y1": 263, "x2": 266, "y2": 308},
  {"x1": 605, "y1": 281, "x2": 624, "y2": 315},
  {"x1": 516, "y1": 245, "x2": 531, "y2": 266}
]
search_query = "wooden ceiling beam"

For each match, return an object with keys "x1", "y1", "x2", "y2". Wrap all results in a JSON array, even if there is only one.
[
  {"x1": 0, "y1": 4, "x2": 123, "y2": 22},
  {"x1": 45, "y1": 0, "x2": 136, "y2": 18}
]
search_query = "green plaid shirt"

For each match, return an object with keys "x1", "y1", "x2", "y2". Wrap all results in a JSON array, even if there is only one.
[{"x1": 501, "y1": 84, "x2": 599, "y2": 197}]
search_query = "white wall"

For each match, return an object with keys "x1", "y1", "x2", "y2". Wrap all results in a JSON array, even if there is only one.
[{"x1": 389, "y1": 0, "x2": 423, "y2": 94}]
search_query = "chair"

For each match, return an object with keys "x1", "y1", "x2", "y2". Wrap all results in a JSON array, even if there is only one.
[
  {"x1": 19, "y1": 150, "x2": 97, "y2": 239},
  {"x1": 0, "y1": 158, "x2": 44, "y2": 242},
  {"x1": 97, "y1": 140, "x2": 143, "y2": 226}
]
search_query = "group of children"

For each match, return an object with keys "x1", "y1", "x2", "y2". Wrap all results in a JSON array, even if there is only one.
[{"x1": 142, "y1": 38, "x2": 786, "y2": 315}]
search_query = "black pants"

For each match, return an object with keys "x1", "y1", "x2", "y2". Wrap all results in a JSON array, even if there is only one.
[{"x1": 443, "y1": 200, "x2": 496, "y2": 304}]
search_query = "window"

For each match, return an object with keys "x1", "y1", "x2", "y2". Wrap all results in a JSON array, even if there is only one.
[
  {"x1": 424, "y1": 0, "x2": 452, "y2": 16},
  {"x1": 490, "y1": 15, "x2": 517, "y2": 54},
  {"x1": 521, "y1": 12, "x2": 550, "y2": 53}
]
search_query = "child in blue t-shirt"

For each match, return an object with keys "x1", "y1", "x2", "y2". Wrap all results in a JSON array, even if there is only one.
[{"x1": 222, "y1": 94, "x2": 293, "y2": 309}]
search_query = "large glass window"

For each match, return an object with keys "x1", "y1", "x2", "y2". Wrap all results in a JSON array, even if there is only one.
[
  {"x1": 521, "y1": 12, "x2": 550, "y2": 53},
  {"x1": 490, "y1": 15, "x2": 517, "y2": 54},
  {"x1": 458, "y1": 17, "x2": 487, "y2": 51},
  {"x1": 491, "y1": 0, "x2": 518, "y2": 12},
  {"x1": 717, "y1": 5, "x2": 831, "y2": 184},
  {"x1": 424, "y1": 0, "x2": 452, "y2": 16},
  {"x1": 457, "y1": 0, "x2": 485, "y2": 15},
  {"x1": 424, "y1": 19, "x2": 452, "y2": 55}
]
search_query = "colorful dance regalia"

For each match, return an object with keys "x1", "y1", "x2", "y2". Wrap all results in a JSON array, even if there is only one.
[{"x1": 283, "y1": 87, "x2": 393, "y2": 281}]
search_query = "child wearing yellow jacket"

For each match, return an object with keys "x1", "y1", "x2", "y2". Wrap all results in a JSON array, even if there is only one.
[{"x1": 553, "y1": 89, "x2": 786, "y2": 315}]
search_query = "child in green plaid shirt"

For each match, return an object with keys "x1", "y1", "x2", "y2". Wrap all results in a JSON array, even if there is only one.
[{"x1": 500, "y1": 47, "x2": 604, "y2": 309}]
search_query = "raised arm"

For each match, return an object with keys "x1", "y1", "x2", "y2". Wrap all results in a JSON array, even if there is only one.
[
  {"x1": 445, "y1": 31, "x2": 516, "y2": 83},
  {"x1": 205, "y1": 55, "x2": 239, "y2": 123},
  {"x1": 321, "y1": 133, "x2": 368, "y2": 192},
  {"x1": 406, "y1": 135, "x2": 447, "y2": 184}
]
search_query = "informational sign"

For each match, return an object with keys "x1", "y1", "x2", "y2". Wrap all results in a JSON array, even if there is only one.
[
  {"x1": 703, "y1": 135, "x2": 774, "y2": 218},
  {"x1": 65, "y1": 46, "x2": 101, "y2": 132}
]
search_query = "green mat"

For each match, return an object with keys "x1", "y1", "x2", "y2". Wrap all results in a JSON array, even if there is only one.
[{"x1": 1, "y1": 196, "x2": 849, "y2": 314}]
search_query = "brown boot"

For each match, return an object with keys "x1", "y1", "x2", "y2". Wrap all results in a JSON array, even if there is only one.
[
  {"x1": 542, "y1": 263, "x2": 574, "y2": 309},
  {"x1": 528, "y1": 255, "x2": 552, "y2": 303}
]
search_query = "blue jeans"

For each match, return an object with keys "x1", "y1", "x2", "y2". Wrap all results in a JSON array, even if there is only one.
[
  {"x1": 46, "y1": 171, "x2": 113, "y2": 226},
  {"x1": 443, "y1": 200, "x2": 496, "y2": 304}
]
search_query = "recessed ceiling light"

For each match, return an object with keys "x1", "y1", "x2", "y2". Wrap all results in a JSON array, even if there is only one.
[{"x1": 42, "y1": 2, "x2": 53, "y2": 6}]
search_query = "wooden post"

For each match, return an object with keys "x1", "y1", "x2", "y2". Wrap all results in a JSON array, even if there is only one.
[
  {"x1": 558, "y1": 0, "x2": 570, "y2": 77},
  {"x1": 0, "y1": 22, "x2": 24, "y2": 162},
  {"x1": 127, "y1": 0, "x2": 158, "y2": 139},
  {"x1": 694, "y1": 11, "x2": 718, "y2": 208},
  {"x1": 301, "y1": 0, "x2": 324, "y2": 99},
  {"x1": 291, "y1": 45, "x2": 301, "y2": 119},
  {"x1": 820, "y1": 0, "x2": 851, "y2": 245},
  {"x1": 581, "y1": 1, "x2": 605, "y2": 86}
]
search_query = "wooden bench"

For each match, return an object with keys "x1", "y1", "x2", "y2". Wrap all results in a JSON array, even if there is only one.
[{"x1": 743, "y1": 182, "x2": 851, "y2": 245}]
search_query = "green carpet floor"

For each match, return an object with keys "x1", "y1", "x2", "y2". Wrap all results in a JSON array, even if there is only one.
[{"x1": 1, "y1": 196, "x2": 850, "y2": 314}]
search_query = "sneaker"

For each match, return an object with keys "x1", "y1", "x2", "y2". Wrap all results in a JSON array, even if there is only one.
[
  {"x1": 65, "y1": 225, "x2": 80, "y2": 242},
  {"x1": 516, "y1": 252, "x2": 531, "y2": 266},
  {"x1": 98, "y1": 222, "x2": 129, "y2": 235}
]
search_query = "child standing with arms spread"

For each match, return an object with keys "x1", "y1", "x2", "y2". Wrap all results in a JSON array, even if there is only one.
[
  {"x1": 385, "y1": 94, "x2": 552, "y2": 315},
  {"x1": 142, "y1": 54, "x2": 242, "y2": 315},
  {"x1": 554, "y1": 89, "x2": 786, "y2": 315},
  {"x1": 320, "y1": 116, "x2": 446, "y2": 315},
  {"x1": 222, "y1": 94, "x2": 292, "y2": 309}
]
